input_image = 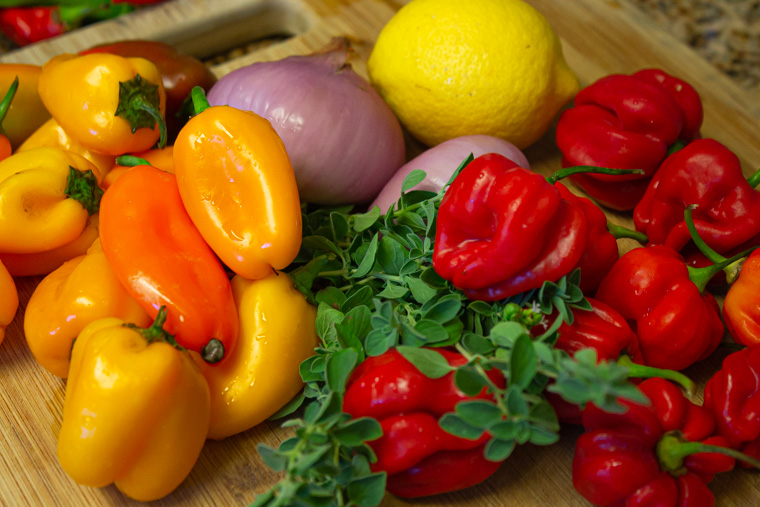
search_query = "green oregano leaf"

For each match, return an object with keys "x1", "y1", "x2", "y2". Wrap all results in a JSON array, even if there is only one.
[
  {"x1": 438, "y1": 413, "x2": 485, "y2": 440},
  {"x1": 353, "y1": 207, "x2": 382, "y2": 232},
  {"x1": 257, "y1": 444, "x2": 287, "y2": 472},
  {"x1": 455, "y1": 400, "x2": 503, "y2": 428},
  {"x1": 396, "y1": 345, "x2": 452, "y2": 378},
  {"x1": 484, "y1": 437, "x2": 516, "y2": 462},
  {"x1": 351, "y1": 233, "x2": 379, "y2": 278},
  {"x1": 510, "y1": 334, "x2": 537, "y2": 389},
  {"x1": 454, "y1": 365, "x2": 487, "y2": 396},
  {"x1": 401, "y1": 169, "x2": 427, "y2": 193},
  {"x1": 347, "y1": 472, "x2": 387, "y2": 507},
  {"x1": 325, "y1": 348, "x2": 359, "y2": 393}
]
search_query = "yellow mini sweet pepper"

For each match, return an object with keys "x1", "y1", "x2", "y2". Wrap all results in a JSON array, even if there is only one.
[
  {"x1": 17, "y1": 118, "x2": 116, "y2": 177},
  {"x1": 38, "y1": 53, "x2": 167, "y2": 156},
  {"x1": 0, "y1": 146, "x2": 102, "y2": 254},
  {"x1": 195, "y1": 271, "x2": 317, "y2": 440},
  {"x1": 0, "y1": 259, "x2": 18, "y2": 344},
  {"x1": 24, "y1": 238, "x2": 150, "y2": 377},
  {"x1": 58, "y1": 308, "x2": 210, "y2": 502},
  {"x1": 0, "y1": 63, "x2": 50, "y2": 149}
]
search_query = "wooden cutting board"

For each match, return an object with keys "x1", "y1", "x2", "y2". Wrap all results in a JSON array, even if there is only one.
[{"x1": 2, "y1": 0, "x2": 759, "y2": 505}]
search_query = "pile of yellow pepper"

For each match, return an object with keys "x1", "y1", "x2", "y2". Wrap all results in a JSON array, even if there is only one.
[{"x1": 0, "y1": 53, "x2": 317, "y2": 501}]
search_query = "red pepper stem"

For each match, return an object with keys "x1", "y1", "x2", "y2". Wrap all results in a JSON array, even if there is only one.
[
  {"x1": 747, "y1": 166, "x2": 760, "y2": 189},
  {"x1": 688, "y1": 245, "x2": 758, "y2": 293},
  {"x1": 607, "y1": 222, "x2": 648, "y2": 243},
  {"x1": 546, "y1": 166, "x2": 646, "y2": 185},
  {"x1": 190, "y1": 86, "x2": 211, "y2": 115},
  {"x1": 616, "y1": 355, "x2": 695, "y2": 395},
  {"x1": 657, "y1": 432, "x2": 760, "y2": 473},
  {"x1": 0, "y1": 76, "x2": 18, "y2": 127}
]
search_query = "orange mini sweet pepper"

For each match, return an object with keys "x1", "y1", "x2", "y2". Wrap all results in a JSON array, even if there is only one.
[
  {"x1": 0, "y1": 146, "x2": 102, "y2": 254},
  {"x1": 0, "y1": 63, "x2": 50, "y2": 149},
  {"x1": 58, "y1": 308, "x2": 210, "y2": 501},
  {"x1": 24, "y1": 238, "x2": 150, "y2": 377},
  {"x1": 196, "y1": 271, "x2": 317, "y2": 440},
  {"x1": 173, "y1": 87, "x2": 302, "y2": 280},
  {"x1": 0, "y1": 259, "x2": 17, "y2": 344},
  {"x1": 102, "y1": 145, "x2": 174, "y2": 189},
  {"x1": 38, "y1": 53, "x2": 166, "y2": 156},
  {"x1": 99, "y1": 164, "x2": 238, "y2": 363}
]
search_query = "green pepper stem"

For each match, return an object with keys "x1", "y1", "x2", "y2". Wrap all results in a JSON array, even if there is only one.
[
  {"x1": 546, "y1": 166, "x2": 646, "y2": 185},
  {"x1": 0, "y1": 76, "x2": 18, "y2": 128},
  {"x1": 133, "y1": 98, "x2": 167, "y2": 149},
  {"x1": 684, "y1": 206, "x2": 726, "y2": 264},
  {"x1": 125, "y1": 306, "x2": 185, "y2": 351},
  {"x1": 666, "y1": 140, "x2": 686, "y2": 156},
  {"x1": 616, "y1": 355, "x2": 695, "y2": 395},
  {"x1": 689, "y1": 245, "x2": 758, "y2": 293},
  {"x1": 607, "y1": 222, "x2": 648, "y2": 243},
  {"x1": 65, "y1": 167, "x2": 103, "y2": 216},
  {"x1": 657, "y1": 432, "x2": 760, "y2": 473},
  {"x1": 191, "y1": 86, "x2": 211, "y2": 115},
  {"x1": 115, "y1": 155, "x2": 152, "y2": 168},
  {"x1": 747, "y1": 166, "x2": 760, "y2": 189}
]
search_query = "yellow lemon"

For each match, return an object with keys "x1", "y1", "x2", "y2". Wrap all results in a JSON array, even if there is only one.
[{"x1": 367, "y1": 0, "x2": 580, "y2": 149}]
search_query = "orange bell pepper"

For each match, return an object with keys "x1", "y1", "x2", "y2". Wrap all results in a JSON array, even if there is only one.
[
  {"x1": 173, "y1": 88, "x2": 302, "y2": 280},
  {"x1": 99, "y1": 164, "x2": 238, "y2": 363},
  {"x1": 0, "y1": 214, "x2": 98, "y2": 277},
  {"x1": 24, "y1": 238, "x2": 150, "y2": 377},
  {"x1": 0, "y1": 146, "x2": 102, "y2": 254},
  {"x1": 17, "y1": 118, "x2": 116, "y2": 177},
  {"x1": 58, "y1": 308, "x2": 210, "y2": 501},
  {"x1": 0, "y1": 63, "x2": 50, "y2": 149},
  {"x1": 196, "y1": 271, "x2": 317, "y2": 440},
  {"x1": 102, "y1": 145, "x2": 174, "y2": 189},
  {"x1": 38, "y1": 53, "x2": 166, "y2": 156},
  {"x1": 0, "y1": 259, "x2": 18, "y2": 344}
]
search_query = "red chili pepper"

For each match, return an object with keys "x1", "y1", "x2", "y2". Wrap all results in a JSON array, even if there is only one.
[
  {"x1": 723, "y1": 250, "x2": 760, "y2": 345},
  {"x1": 342, "y1": 348, "x2": 506, "y2": 498},
  {"x1": 703, "y1": 344, "x2": 760, "y2": 453},
  {"x1": 0, "y1": 7, "x2": 64, "y2": 46},
  {"x1": 594, "y1": 245, "x2": 730, "y2": 371},
  {"x1": 99, "y1": 164, "x2": 238, "y2": 363},
  {"x1": 556, "y1": 68, "x2": 703, "y2": 210},
  {"x1": 634, "y1": 138, "x2": 760, "y2": 257},
  {"x1": 574, "y1": 378, "x2": 739, "y2": 507}
]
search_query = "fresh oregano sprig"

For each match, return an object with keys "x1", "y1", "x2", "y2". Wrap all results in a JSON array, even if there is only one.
[{"x1": 255, "y1": 164, "x2": 646, "y2": 506}]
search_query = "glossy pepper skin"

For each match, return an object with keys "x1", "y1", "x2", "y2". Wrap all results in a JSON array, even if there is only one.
[
  {"x1": 0, "y1": 147, "x2": 102, "y2": 254},
  {"x1": 594, "y1": 246, "x2": 724, "y2": 371},
  {"x1": 38, "y1": 53, "x2": 166, "y2": 156},
  {"x1": 555, "y1": 183, "x2": 619, "y2": 294},
  {"x1": 343, "y1": 348, "x2": 506, "y2": 498},
  {"x1": 433, "y1": 153, "x2": 588, "y2": 301},
  {"x1": 173, "y1": 95, "x2": 302, "y2": 280},
  {"x1": 556, "y1": 68, "x2": 703, "y2": 210},
  {"x1": 24, "y1": 239, "x2": 150, "y2": 377},
  {"x1": 0, "y1": 259, "x2": 18, "y2": 344},
  {"x1": 703, "y1": 345, "x2": 760, "y2": 453},
  {"x1": 723, "y1": 250, "x2": 760, "y2": 345},
  {"x1": 536, "y1": 297, "x2": 641, "y2": 424},
  {"x1": 0, "y1": 7, "x2": 64, "y2": 46},
  {"x1": 81, "y1": 40, "x2": 217, "y2": 142},
  {"x1": 574, "y1": 378, "x2": 734, "y2": 507},
  {"x1": 0, "y1": 64, "x2": 50, "y2": 149},
  {"x1": 99, "y1": 164, "x2": 238, "y2": 363},
  {"x1": 18, "y1": 118, "x2": 116, "y2": 177},
  {"x1": 58, "y1": 310, "x2": 210, "y2": 502},
  {"x1": 195, "y1": 271, "x2": 318, "y2": 440},
  {"x1": 102, "y1": 145, "x2": 174, "y2": 189},
  {"x1": 634, "y1": 138, "x2": 760, "y2": 254}
]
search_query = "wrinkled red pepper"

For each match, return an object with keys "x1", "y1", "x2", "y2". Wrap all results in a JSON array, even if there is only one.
[
  {"x1": 634, "y1": 138, "x2": 760, "y2": 255},
  {"x1": 574, "y1": 378, "x2": 738, "y2": 507},
  {"x1": 723, "y1": 250, "x2": 760, "y2": 345},
  {"x1": 556, "y1": 68, "x2": 703, "y2": 210},
  {"x1": 703, "y1": 345, "x2": 760, "y2": 458},
  {"x1": 594, "y1": 245, "x2": 727, "y2": 371},
  {"x1": 342, "y1": 348, "x2": 506, "y2": 498}
]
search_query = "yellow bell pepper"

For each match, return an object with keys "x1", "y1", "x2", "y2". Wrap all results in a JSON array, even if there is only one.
[
  {"x1": 17, "y1": 118, "x2": 116, "y2": 177},
  {"x1": 0, "y1": 259, "x2": 18, "y2": 344},
  {"x1": 0, "y1": 214, "x2": 99, "y2": 277},
  {"x1": 24, "y1": 238, "x2": 150, "y2": 377},
  {"x1": 195, "y1": 271, "x2": 317, "y2": 440},
  {"x1": 0, "y1": 64, "x2": 50, "y2": 149},
  {"x1": 58, "y1": 308, "x2": 210, "y2": 502},
  {"x1": 38, "y1": 53, "x2": 167, "y2": 156},
  {"x1": 0, "y1": 146, "x2": 102, "y2": 254}
]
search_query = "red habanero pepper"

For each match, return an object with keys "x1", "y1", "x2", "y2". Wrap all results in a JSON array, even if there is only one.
[
  {"x1": 594, "y1": 244, "x2": 740, "y2": 371},
  {"x1": 574, "y1": 377, "x2": 752, "y2": 507},
  {"x1": 342, "y1": 348, "x2": 506, "y2": 498},
  {"x1": 723, "y1": 250, "x2": 760, "y2": 346},
  {"x1": 99, "y1": 164, "x2": 237, "y2": 363},
  {"x1": 556, "y1": 68, "x2": 703, "y2": 211},
  {"x1": 634, "y1": 138, "x2": 760, "y2": 255},
  {"x1": 703, "y1": 344, "x2": 760, "y2": 454}
]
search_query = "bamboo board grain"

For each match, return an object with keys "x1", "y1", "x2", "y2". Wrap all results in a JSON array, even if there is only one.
[{"x1": 1, "y1": 0, "x2": 760, "y2": 505}]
